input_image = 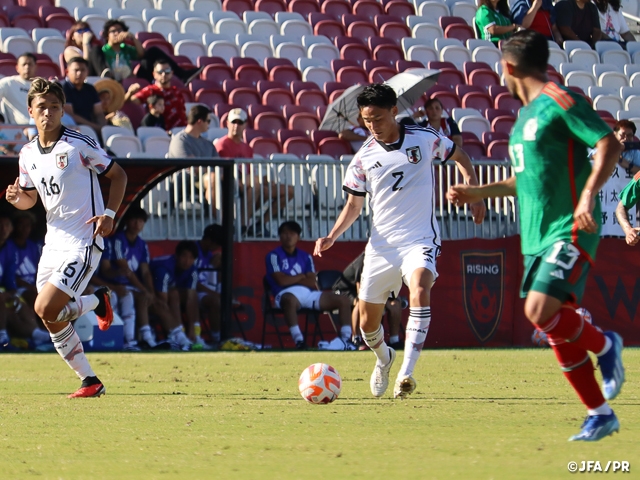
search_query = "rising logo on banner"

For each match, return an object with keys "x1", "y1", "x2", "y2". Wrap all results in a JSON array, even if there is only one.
[{"x1": 461, "y1": 251, "x2": 505, "y2": 343}]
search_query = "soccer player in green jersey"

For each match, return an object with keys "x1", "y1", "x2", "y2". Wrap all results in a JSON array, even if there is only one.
[
  {"x1": 615, "y1": 171, "x2": 640, "y2": 245},
  {"x1": 447, "y1": 30, "x2": 625, "y2": 442}
]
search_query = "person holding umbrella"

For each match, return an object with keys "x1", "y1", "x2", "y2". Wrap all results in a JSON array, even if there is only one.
[{"x1": 413, "y1": 98, "x2": 463, "y2": 148}]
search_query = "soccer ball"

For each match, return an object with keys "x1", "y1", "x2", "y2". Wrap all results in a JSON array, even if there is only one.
[
  {"x1": 531, "y1": 329, "x2": 549, "y2": 347},
  {"x1": 576, "y1": 307, "x2": 592, "y2": 324},
  {"x1": 298, "y1": 363, "x2": 342, "y2": 404}
]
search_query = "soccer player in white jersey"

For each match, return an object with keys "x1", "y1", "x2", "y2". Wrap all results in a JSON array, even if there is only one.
[
  {"x1": 5, "y1": 78, "x2": 127, "y2": 398},
  {"x1": 314, "y1": 84, "x2": 486, "y2": 398}
]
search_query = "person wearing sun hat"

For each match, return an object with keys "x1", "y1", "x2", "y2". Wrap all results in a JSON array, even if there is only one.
[{"x1": 95, "y1": 78, "x2": 135, "y2": 131}]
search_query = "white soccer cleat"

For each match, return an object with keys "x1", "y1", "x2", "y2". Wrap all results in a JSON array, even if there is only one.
[
  {"x1": 393, "y1": 375, "x2": 417, "y2": 399},
  {"x1": 370, "y1": 348, "x2": 396, "y2": 397}
]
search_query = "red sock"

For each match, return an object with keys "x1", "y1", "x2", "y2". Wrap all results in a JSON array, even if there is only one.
[
  {"x1": 550, "y1": 341, "x2": 605, "y2": 409},
  {"x1": 539, "y1": 305, "x2": 606, "y2": 354}
]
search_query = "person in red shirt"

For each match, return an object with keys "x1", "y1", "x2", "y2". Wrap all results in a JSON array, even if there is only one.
[{"x1": 130, "y1": 60, "x2": 187, "y2": 130}]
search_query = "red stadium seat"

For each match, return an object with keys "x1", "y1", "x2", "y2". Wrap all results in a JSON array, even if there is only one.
[
  {"x1": 444, "y1": 24, "x2": 475, "y2": 43},
  {"x1": 384, "y1": 0, "x2": 415, "y2": 17},
  {"x1": 324, "y1": 81, "x2": 349, "y2": 97},
  {"x1": 290, "y1": 80, "x2": 321, "y2": 96},
  {"x1": 244, "y1": 128, "x2": 273, "y2": 143},
  {"x1": 597, "y1": 109, "x2": 615, "y2": 119},
  {"x1": 372, "y1": 44, "x2": 404, "y2": 66},
  {"x1": 263, "y1": 88, "x2": 296, "y2": 110},
  {"x1": 11, "y1": 14, "x2": 43, "y2": 30},
  {"x1": 257, "y1": 80, "x2": 287, "y2": 95},
  {"x1": 288, "y1": 0, "x2": 320, "y2": 15},
  {"x1": 229, "y1": 87, "x2": 261, "y2": 106},
  {"x1": 289, "y1": 112, "x2": 320, "y2": 132},
  {"x1": 198, "y1": 56, "x2": 227, "y2": 68},
  {"x1": 328, "y1": 89, "x2": 346, "y2": 102},
  {"x1": 468, "y1": 69, "x2": 501, "y2": 92},
  {"x1": 40, "y1": 6, "x2": 67, "y2": 19},
  {"x1": 283, "y1": 137, "x2": 316, "y2": 157},
  {"x1": 250, "y1": 137, "x2": 283, "y2": 156},
  {"x1": 310, "y1": 129, "x2": 339, "y2": 145},
  {"x1": 222, "y1": 79, "x2": 254, "y2": 94},
  {"x1": 296, "y1": 90, "x2": 328, "y2": 109},
  {"x1": 461, "y1": 91, "x2": 493, "y2": 113},
  {"x1": 368, "y1": 66, "x2": 396, "y2": 82},
  {"x1": 379, "y1": 22, "x2": 411, "y2": 45},
  {"x1": 215, "y1": 103, "x2": 241, "y2": 120},
  {"x1": 484, "y1": 108, "x2": 514, "y2": 123},
  {"x1": 373, "y1": 14, "x2": 404, "y2": 28},
  {"x1": 255, "y1": 0, "x2": 286, "y2": 15},
  {"x1": 314, "y1": 19, "x2": 345, "y2": 39},
  {"x1": 0, "y1": 13, "x2": 8, "y2": 28},
  {"x1": 121, "y1": 101, "x2": 146, "y2": 131},
  {"x1": 494, "y1": 92, "x2": 523, "y2": 115},
  {"x1": 396, "y1": 59, "x2": 423, "y2": 72},
  {"x1": 283, "y1": 104, "x2": 313, "y2": 121},
  {"x1": 248, "y1": 104, "x2": 279, "y2": 124},
  {"x1": 46, "y1": 14, "x2": 75, "y2": 33},
  {"x1": 460, "y1": 131, "x2": 479, "y2": 143},
  {"x1": 488, "y1": 85, "x2": 509, "y2": 99},
  {"x1": 322, "y1": 0, "x2": 352, "y2": 18},
  {"x1": 456, "y1": 84, "x2": 485, "y2": 98},
  {"x1": 235, "y1": 64, "x2": 268, "y2": 85},
  {"x1": 317, "y1": 105, "x2": 327, "y2": 119},
  {"x1": 436, "y1": 69, "x2": 466, "y2": 90},
  {"x1": 6, "y1": 5, "x2": 32, "y2": 19},
  {"x1": 264, "y1": 57, "x2": 294, "y2": 73},
  {"x1": 341, "y1": 13, "x2": 369, "y2": 28},
  {"x1": 439, "y1": 16, "x2": 468, "y2": 30},
  {"x1": 548, "y1": 70, "x2": 564, "y2": 85},
  {"x1": 336, "y1": 66, "x2": 368, "y2": 84},
  {"x1": 491, "y1": 116, "x2": 516, "y2": 134},
  {"x1": 463, "y1": 61, "x2": 493, "y2": 84},
  {"x1": 142, "y1": 39, "x2": 173, "y2": 56},
  {"x1": 230, "y1": 57, "x2": 260, "y2": 70},
  {"x1": 430, "y1": 91, "x2": 461, "y2": 111},
  {"x1": 269, "y1": 65, "x2": 302, "y2": 85},
  {"x1": 335, "y1": 35, "x2": 364, "y2": 50},
  {"x1": 223, "y1": 0, "x2": 253, "y2": 16},
  {"x1": 195, "y1": 88, "x2": 227, "y2": 107},
  {"x1": 0, "y1": 59, "x2": 18, "y2": 76},
  {"x1": 254, "y1": 112, "x2": 287, "y2": 136},
  {"x1": 362, "y1": 59, "x2": 389, "y2": 72},
  {"x1": 463, "y1": 139, "x2": 486, "y2": 160},
  {"x1": 481, "y1": 131, "x2": 510, "y2": 144},
  {"x1": 35, "y1": 60, "x2": 60, "y2": 78},
  {"x1": 340, "y1": 44, "x2": 371, "y2": 65},
  {"x1": 317, "y1": 137, "x2": 352, "y2": 158},
  {"x1": 428, "y1": 60, "x2": 457, "y2": 70},
  {"x1": 137, "y1": 32, "x2": 166, "y2": 44},
  {"x1": 278, "y1": 129, "x2": 309, "y2": 144},
  {"x1": 347, "y1": 21, "x2": 378, "y2": 40},
  {"x1": 331, "y1": 58, "x2": 360, "y2": 73},
  {"x1": 189, "y1": 79, "x2": 217, "y2": 93},
  {"x1": 21, "y1": 0, "x2": 52, "y2": 9},
  {"x1": 352, "y1": 0, "x2": 384, "y2": 20},
  {"x1": 487, "y1": 140, "x2": 510, "y2": 159}
]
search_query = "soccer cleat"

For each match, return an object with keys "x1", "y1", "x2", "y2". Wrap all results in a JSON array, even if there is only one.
[
  {"x1": 598, "y1": 331, "x2": 625, "y2": 401},
  {"x1": 93, "y1": 287, "x2": 113, "y2": 331},
  {"x1": 568, "y1": 412, "x2": 620, "y2": 442},
  {"x1": 370, "y1": 347, "x2": 396, "y2": 397},
  {"x1": 295, "y1": 340, "x2": 307, "y2": 350},
  {"x1": 394, "y1": 375, "x2": 417, "y2": 399},
  {"x1": 68, "y1": 380, "x2": 106, "y2": 399}
]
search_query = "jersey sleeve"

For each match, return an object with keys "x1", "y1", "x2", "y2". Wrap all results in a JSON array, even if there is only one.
[
  {"x1": 447, "y1": 117, "x2": 461, "y2": 136},
  {"x1": 142, "y1": 242, "x2": 150, "y2": 265},
  {"x1": 343, "y1": 153, "x2": 367, "y2": 196},
  {"x1": 266, "y1": 252, "x2": 280, "y2": 275},
  {"x1": 475, "y1": 6, "x2": 496, "y2": 38},
  {"x1": 561, "y1": 95, "x2": 612, "y2": 148},
  {"x1": 306, "y1": 253, "x2": 316, "y2": 274},
  {"x1": 619, "y1": 173, "x2": 640, "y2": 210},
  {"x1": 152, "y1": 263, "x2": 172, "y2": 293},
  {"x1": 79, "y1": 144, "x2": 113, "y2": 176},
  {"x1": 432, "y1": 135, "x2": 456, "y2": 162},
  {"x1": 18, "y1": 151, "x2": 35, "y2": 190}
]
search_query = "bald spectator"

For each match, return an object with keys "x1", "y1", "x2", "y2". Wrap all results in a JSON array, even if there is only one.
[
  {"x1": 62, "y1": 57, "x2": 106, "y2": 132},
  {"x1": 0, "y1": 53, "x2": 37, "y2": 125}
]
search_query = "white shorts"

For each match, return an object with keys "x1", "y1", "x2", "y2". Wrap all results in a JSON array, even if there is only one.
[
  {"x1": 359, "y1": 243, "x2": 439, "y2": 305},
  {"x1": 275, "y1": 286, "x2": 323, "y2": 309},
  {"x1": 37, "y1": 245, "x2": 102, "y2": 300}
]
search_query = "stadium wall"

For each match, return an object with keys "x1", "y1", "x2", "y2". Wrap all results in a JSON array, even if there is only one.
[{"x1": 148, "y1": 237, "x2": 640, "y2": 348}]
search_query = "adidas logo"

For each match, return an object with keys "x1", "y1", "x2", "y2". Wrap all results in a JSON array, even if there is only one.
[
  {"x1": 371, "y1": 161, "x2": 383, "y2": 169},
  {"x1": 31, "y1": 164, "x2": 36, "y2": 170},
  {"x1": 550, "y1": 269, "x2": 565, "y2": 279}
]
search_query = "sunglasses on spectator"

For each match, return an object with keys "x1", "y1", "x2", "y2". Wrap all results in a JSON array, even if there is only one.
[
  {"x1": 155, "y1": 68, "x2": 172, "y2": 74},
  {"x1": 108, "y1": 29, "x2": 123, "y2": 34},
  {"x1": 231, "y1": 120, "x2": 245, "y2": 125},
  {"x1": 77, "y1": 28, "x2": 91, "y2": 34}
]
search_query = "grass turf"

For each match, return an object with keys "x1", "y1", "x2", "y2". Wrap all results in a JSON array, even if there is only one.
[{"x1": 0, "y1": 349, "x2": 636, "y2": 480}]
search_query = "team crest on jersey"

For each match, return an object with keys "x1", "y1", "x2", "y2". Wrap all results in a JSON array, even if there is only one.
[
  {"x1": 56, "y1": 153, "x2": 68, "y2": 170},
  {"x1": 523, "y1": 118, "x2": 537, "y2": 141},
  {"x1": 406, "y1": 146, "x2": 422, "y2": 164},
  {"x1": 461, "y1": 251, "x2": 504, "y2": 343}
]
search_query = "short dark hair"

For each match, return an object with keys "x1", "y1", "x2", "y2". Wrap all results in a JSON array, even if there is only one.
[
  {"x1": 102, "y1": 19, "x2": 128, "y2": 39},
  {"x1": 424, "y1": 98, "x2": 443, "y2": 109},
  {"x1": 202, "y1": 224, "x2": 224, "y2": 245},
  {"x1": 153, "y1": 60, "x2": 171, "y2": 71},
  {"x1": 357, "y1": 84, "x2": 397, "y2": 110},
  {"x1": 176, "y1": 240, "x2": 199, "y2": 259},
  {"x1": 27, "y1": 78, "x2": 65, "y2": 108},
  {"x1": 123, "y1": 205, "x2": 148, "y2": 223},
  {"x1": 67, "y1": 56, "x2": 89, "y2": 68},
  {"x1": 614, "y1": 120, "x2": 637, "y2": 135},
  {"x1": 18, "y1": 52, "x2": 37, "y2": 64},
  {"x1": 187, "y1": 104, "x2": 211, "y2": 125},
  {"x1": 501, "y1": 30, "x2": 549, "y2": 76},
  {"x1": 146, "y1": 95, "x2": 163, "y2": 107},
  {"x1": 278, "y1": 221, "x2": 302, "y2": 236}
]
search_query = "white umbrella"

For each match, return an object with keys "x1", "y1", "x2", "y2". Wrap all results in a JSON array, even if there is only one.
[{"x1": 318, "y1": 84, "x2": 365, "y2": 132}]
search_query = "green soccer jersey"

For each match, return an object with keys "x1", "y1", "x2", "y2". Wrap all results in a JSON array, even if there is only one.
[
  {"x1": 509, "y1": 82, "x2": 612, "y2": 258},
  {"x1": 619, "y1": 171, "x2": 640, "y2": 211}
]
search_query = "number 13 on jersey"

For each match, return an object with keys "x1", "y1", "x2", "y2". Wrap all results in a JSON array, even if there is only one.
[{"x1": 509, "y1": 144, "x2": 524, "y2": 173}]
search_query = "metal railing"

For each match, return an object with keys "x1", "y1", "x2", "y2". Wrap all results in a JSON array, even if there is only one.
[{"x1": 139, "y1": 156, "x2": 519, "y2": 241}]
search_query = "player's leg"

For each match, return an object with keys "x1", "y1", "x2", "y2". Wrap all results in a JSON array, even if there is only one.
[
  {"x1": 200, "y1": 291, "x2": 221, "y2": 345},
  {"x1": 385, "y1": 298, "x2": 402, "y2": 349},
  {"x1": 117, "y1": 290, "x2": 139, "y2": 351},
  {"x1": 7, "y1": 301, "x2": 52, "y2": 349},
  {"x1": 132, "y1": 289, "x2": 156, "y2": 347},
  {"x1": 278, "y1": 292, "x2": 305, "y2": 348},
  {"x1": 178, "y1": 287, "x2": 199, "y2": 341},
  {"x1": 153, "y1": 289, "x2": 192, "y2": 350},
  {"x1": 360, "y1": 300, "x2": 394, "y2": 396},
  {"x1": 350, "y1": 297, "x2": 361, "y2": 347},
  {"x1": 318, "y1": 292, "x2": 352, "y2": 343}
]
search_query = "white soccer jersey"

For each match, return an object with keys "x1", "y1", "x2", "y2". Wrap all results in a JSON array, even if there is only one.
[
  {"x1": 18, "y1": 127, "x2": 113, "y2": 249},
  {"x1": 343, "y1": 123, "x2": 455, "y2": 250}
]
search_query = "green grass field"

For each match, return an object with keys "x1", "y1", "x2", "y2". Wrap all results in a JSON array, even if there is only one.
[{"x1": 0, "y1": 349, "x2": 636, "y2": 480}]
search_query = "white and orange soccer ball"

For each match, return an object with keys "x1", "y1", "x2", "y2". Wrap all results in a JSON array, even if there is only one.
[
  {"x1": 576, "y1": 307, "x2": 593, "y2": 324},
  {"x1": 298, "y1": 363, "x2": 342, "y2": 404},
  {"x1": 531, "y1": 329, "x2": 549, "y2": 347}
]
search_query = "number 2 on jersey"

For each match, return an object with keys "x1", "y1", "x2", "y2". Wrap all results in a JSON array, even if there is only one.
[
  {"x1": 40, "y1": 176, "x2": 60, "y2": 196},
  {"x1": 392, "y1": 171, "x2": 404, "y2": 191}
]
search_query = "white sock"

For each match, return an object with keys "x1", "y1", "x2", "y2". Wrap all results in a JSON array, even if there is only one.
[
  {"x1": 139, "y1": 325, "x2": 156, "y2": 347},
  {"x1": 398, "y1": 307, "x2": 431, "y2": 377},
  {"x1": 588, "y1": 402, "x2": 613, "y2": 416},
  {"x1": 340, "y1": 325, "x2": 352, "y2": 341},
  {"x1": 50, "y1": 324, "x2": 95, "y2": 380},
  {"x1": 31, "y1": 328, "x2": 51, "y2": 345},
  {"x1": 170, "y1": 326, "x2": 191, "y2": 346},
  {"x1": 362, "y1": 325, "x2": 391, "y2": 366},
  {"x1": 118, "y1": 292, "x2": 136, "y2": 343},
  {"x1": 389, "y1": 335, "x2": 400, "y2": 345},
  {"x1": 596, "y1": 336, "x2": 612, "y2": 357},
  {"x1": 289, "y1": 325, "x2": 303, "y2": 343},
  {"x1": 55, "y1": 295, "x2": 100, "y2": 323}
]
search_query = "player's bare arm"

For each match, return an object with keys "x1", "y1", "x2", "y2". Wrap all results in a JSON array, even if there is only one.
[
  {"x1": 575, "y1": 133, "x2": 622, "y2": 234},
  {"x1": 450, "y1": 146, "x2": 487, "y2": 224},
  {"x1": 314, "y1": 194, "x2": 365, "y2": 256},
  {"x1": 447, "y1": 176, "x2": 517, "y2": 206},
  {"x1": 615, "y1": 201, "x2": 640, "y2": 246},
  {"x1": 5, "y1": 177, "x2": 37, "y2": 210},
  {"x1": 85, "y1": 162, "x2": 127, "y2": 238}
]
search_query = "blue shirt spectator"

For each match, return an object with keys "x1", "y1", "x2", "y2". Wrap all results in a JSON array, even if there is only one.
[
  {"x1": 151, "y1": 254, "x2": 198, "y2": 293},
  {"x1": 9, "y1": 237, "x2": 41, "y2": 286},
  {"x1": 0, "y1": 240, "x2": 18, "y2": 292},
  {"x1": 112, "y1": 230, "x2": 151, "y2": 285},
  {"x1": 511, "y1": 0, "x2": 558, "y2": 40},
  {"x1": 265, "y1": 245, "x2": 315, "y2": 297}
]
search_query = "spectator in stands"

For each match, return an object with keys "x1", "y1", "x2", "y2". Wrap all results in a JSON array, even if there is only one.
[
  {"x1": 265, "y1": 221, "x2": 353, "y2": 349},
  {"x1": 612, "y1": 120, "x2": 640, "y2": 172},
  {"x1": 140, "y1": 95, "x2": 166, "y2": 129},
  {"x1": 62, "y1": 57, "x2": 106, "y2": 133},
  {"x1": 511, "y1": 0, "x2": 563, "y2": 42},
  {"x1": 7, "y1": 211, "x2": 41, "y2": 309},
  {"x1": 413, "y1": 98, "x2": 463, "y2": 147},
  {"x1": 555, "y1": 0, "x2": 602, "y2": 47},
  {"x1": 333, "y1": 251, "x2": 404, "y2": 350},
  {"x1": 150, "y1": 241, "x2": 200, "y2": 349},
  {"x1": 63, "y1": 20, "x2": 101, "y2": 64},
  {"x1": 195, "y1": 224, "x2": 224, "y2": 349},
  {"x1": 95, "y1": 78, "x2": 135, "y2": 132},
  {"x1": 168, "y1": 105, "x2": 217, "y2": 158},
  {"x1": 131, "y1": 60, "x2": 187, "y2": 130},
  {"x1": 475, "y1": 0, "x2": 519, "y2": 45},
  {"x1": 594, "y1": 0, "x2": 636, "y2": 46},
  {"x1": 88, "y1": 19, "x2": 200, "y2": 85},
  {"x1": 214, "y1": 108, "x2": 253, "y2": 159},
  {"x1": 0, "y1": 53, "x2": 37, "y2": 125},
  {"x1": 0, "y1": 212, "x2": 52, "y2": 351},
  {"x1": 339, "y1": 113, "x2": 370, "y2": 152}
]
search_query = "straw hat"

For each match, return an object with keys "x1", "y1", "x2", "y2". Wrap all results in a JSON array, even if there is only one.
[{"x1": 94, "y1": 78, "x2": 125, "y2": 113}]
